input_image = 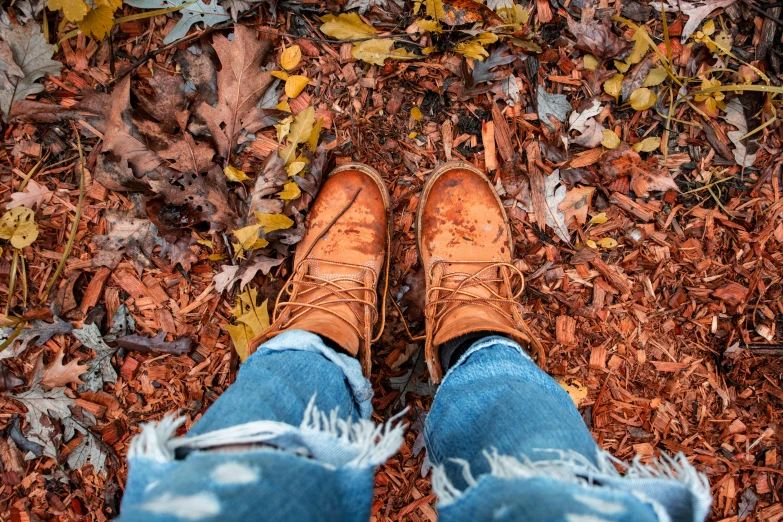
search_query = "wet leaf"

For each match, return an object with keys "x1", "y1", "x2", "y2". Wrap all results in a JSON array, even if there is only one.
[
  {"x1": 569, "y1": 18, "x2": 632, "y2": 63},
  {"x1": 589, "y1": 212, "x2": 608, "y2": 225},
  {"x1": 62, "y1": 409, "x2": 110, "y2": 476},
  {"x1": 583, "y1": 54, "x2": 598, "y2": 70},
  {"x1": 253, "y1": 212, "x2": 294, "y2": 233},
  {"x1": 559, "y1": 186, "x2": 595, "y2": 226},
  {"x1": 629, "y1": 87, "x2": 656, "y2": 110},
  {"x1": 0, "y1": 207, "x2": 39, "y2": 248},
  {"x1": 11, "y1": 384, "x2": 73, "y2": 458},
  {"x1": 596, "y1": 237, "x2": 618, "y2": 248},
  {"x1": 319, "y1": 13, "x2": 377, "y2": 40},
  {"x1": 280, "y1": 45, "x2": 301, "y2": 70}
]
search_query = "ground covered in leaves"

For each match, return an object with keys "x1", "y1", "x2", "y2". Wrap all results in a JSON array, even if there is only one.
[{"x1": 1, "y1": 0, "x2": 783, "y2": 520}]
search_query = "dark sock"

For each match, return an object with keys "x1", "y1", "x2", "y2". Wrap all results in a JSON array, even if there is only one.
[{"x1": 439, "y1": 331, "x2": 499, "y2": 372}]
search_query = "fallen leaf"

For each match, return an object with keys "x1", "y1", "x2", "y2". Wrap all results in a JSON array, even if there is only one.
[
  {"x1": 92, "y1": 212, "x2": 158, "y2": 272},
  {"x1": 284, "y1": 75, "x2": 310, "y2": 98},
  {"x1": 75, "y1": 4, "x2": 114, "y2": 40},
  {"x1": 643, "y1": 67, "x2": 668, "y2": 87},
  {"x1": 604, "y1": 74, "x2": 623, "y2": 99},
  {"x1": 247, "y1": 153, "x2": 287, "y2": 217},
  {"x1": 0, "y1": 207, "x2": 39, "y2": 248},
  {"x1": 62, "y1": 409, "x2": 110, "y2": 476},
  {"x1": 0, "y1": 316, "x2": 74, "y2": 361},
  {"x1": 568, "y1": 99, "x2": 605, "y2": 148},
  {"x1": 11, "y1": 384, "x2": 73, "y2": 458},
  {"x1": 319, "y1": 12, "x2": 377, "y2": 40},
  {"x1": 650, "y1": 0, "x2": 737, "y2": 42},
  {"x1": 124, "y1": 0, "x2": 229, "y2": 45},
  {"x1": 238, "y1": 255, "x2": 284, "y2": 289},
  {"x1": 280, "y1": 45, "x2": 301, "y2": 70},
  {"x1": 40, "y1": 349, "x2": 87, "y2": 389},
  {"x1": 351, "y1": 39, "x2": 416, "y2": 65},
  {"x1": 724, "y1": 98, "x2": 758, "y2": 168},
  {"x1": 629, "y1": 87, "x2": 657, "y2": 110},
  {"x1": 542, "y1": 170, "x2": 570, "y2": 243},
  {"x1": 589, "y1": 212, "x2": 608, "y2": 224},
  {"x1": 559, "y1": 186, "x2": 595, "y2": 226},
  {"x1": 47, "y1": 0, "x2": 89, "y2": 21},
  {"x1": 411, "y1": 106, "x2": 422, "y2": 121},
  {"x1": 738, "y1": 488, "x2": 758, "y2": 521},
  {"x1": 601, "y1": 129, "x2": 621, "y2": 149},
  {"x1": 279, "y1": 181, "x2": 301, "y2": 201},
  {"x1": 0, "y1": 22, "x2": 62, "y2": 122},
  {"x1": 214, "y1": 264, "x2": 240, "y2": 293},
  {"x1": 0, "y1": 364, "x2": 25, "y2": 391},
  {"x1": 279, "y1": 106, "x2": 315, "y2": 165},
  {"x1": 224, "y1": 165, "x2": 250, "y2": 182},
  {"x1": 6, "y1": 180, "x2": 52, "y2": 209},
  {"x1": 73, "y1": 323, "x2": 118, "y2": 393},
  {"x1": 537, "y1": 85, "x2": 571, "y2": 131},
  {"x1": 227, "y1": 287, "x2": 270, "y2": 361},
  {"x1": 568, "y1": 17, "x2": 632, "y2": 63},
  {"x1": 115, "y1": 332, "x2": 193, "y2": 355},
  {"x1": 632, "y1": 136, "x2": 661, "y2": 152},
  {"x1": 596, "y1": 237, "x2": 618, "y2": 248},
  {"x1": 253, "y1": 212, "x2": 294, "y2": 233},
  {"x1": 557, "y1": 376, "x2": 587, "y2": 407}
]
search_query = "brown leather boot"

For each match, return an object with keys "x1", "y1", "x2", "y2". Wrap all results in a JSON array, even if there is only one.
[
  {"x1": 416, "y1": 161, "x2": 545, "y2": 382},
  {"x1": 247, "y1": 163, "x2": 390, "y2": 376}
]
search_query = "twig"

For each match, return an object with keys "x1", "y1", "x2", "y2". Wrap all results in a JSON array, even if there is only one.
[{"x1": 40, "y1": 123, "x2": 86, "y2": 304}]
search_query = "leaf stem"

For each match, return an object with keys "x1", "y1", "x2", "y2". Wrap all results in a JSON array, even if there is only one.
[{"x1": 5, "y1": 249, "x2": 18, "y2": 315}]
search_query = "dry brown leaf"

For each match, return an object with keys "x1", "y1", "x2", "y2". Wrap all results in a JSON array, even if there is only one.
[
  {"x1": 196, "y1": 26, "x2": 274, "y2": 159},
  {"x1": 559, "y1": 186, "x2": 595, "y2": 227},
  {"x1": 568, "y1": 17, "x2": 632, "y2": 63},
  {"x1": 6, "y1": 180, "x2": 53, "y2": 210},
  {"x1": 41, "y1": 349, "x2": 87, "y2": 390}
]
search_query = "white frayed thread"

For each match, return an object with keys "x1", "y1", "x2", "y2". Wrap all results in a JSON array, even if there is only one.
[
  {"x1": 140, "y1": 492, "x2": 220, "y2": 520},
  {"x1": 128, "y1": 396, "x2": 406, "y2": 469},
  {"x1": 432, "y1": 447, "x2": 711, "y2": 521},
  {"x1": 129, "y1": 415, "x2": 186, "y2": 462}
]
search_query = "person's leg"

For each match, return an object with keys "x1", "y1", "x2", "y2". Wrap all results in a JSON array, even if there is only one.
[
  {"x1": 426, "y1": 335, "x2": 712, "y2": 522},
  {"x1": 119, "y1": 163, "x2": 396, "y2": 522},
  {"x1": 120, "y1": 330, "x2": 403, "y2": 522},
  {"x1": 415, "y1": 162, "x2": 712, "y2": 522}
]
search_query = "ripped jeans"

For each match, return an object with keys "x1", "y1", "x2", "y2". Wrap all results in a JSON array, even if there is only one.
[{"x1": 119, "y1": 331, "x2": 712, "y2": 522}]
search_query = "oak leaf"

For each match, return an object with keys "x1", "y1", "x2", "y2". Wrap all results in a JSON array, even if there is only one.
[
  {"x1": 559, "y1": 186, "x2": 595, "y2": 227},
  {"x1": 0, "y1": 23, "x2": 62, "y2": 122},
  {"x1": 124, "y1": 0, "x2": 229, "y2": 45},
  {"x1": 568, "y1": 17, "x2": 632, "y2": 63},
  {"x1": 40, "y1": 349, "x2": 87, "y2": 389},
  {"x1": 6, "y1": 180, "x2": 52, "y2": 210},
  {"x1": 227, "y1": 287, "x2": 270, "y2": 361},
  {"x1": 196, "y1": 26, "x2": 273, "y2": 159}
]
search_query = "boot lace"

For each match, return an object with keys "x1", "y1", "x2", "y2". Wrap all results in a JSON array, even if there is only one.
[{"x1": 273, "y1": 258, "x2": 380, "y2": 341}]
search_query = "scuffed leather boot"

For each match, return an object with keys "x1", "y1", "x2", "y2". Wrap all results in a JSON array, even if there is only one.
[
  {"x1": 248, "y1": 163, "x2": 390, "y2": 376},
  {"x1": 416, "y1": 161, "x2": 545, "y2": 382}
]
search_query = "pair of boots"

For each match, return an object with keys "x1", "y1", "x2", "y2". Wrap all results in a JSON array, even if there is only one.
[{"x1": 250, "y1": 161, "x2": 545, "y2": 382}]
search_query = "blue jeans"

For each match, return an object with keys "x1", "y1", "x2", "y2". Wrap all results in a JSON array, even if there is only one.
[{"x1": 119, "y1": 331, "x2": 711, "y2": 522}]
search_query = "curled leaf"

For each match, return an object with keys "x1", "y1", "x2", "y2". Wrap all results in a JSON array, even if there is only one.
[{"x1": 224, "y1": 165, "x2": 249, "y2": 182}]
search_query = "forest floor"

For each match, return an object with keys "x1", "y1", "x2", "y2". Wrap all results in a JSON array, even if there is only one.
[{"x1": 1, "y1": 0, "x2": 782, "y2": 520}]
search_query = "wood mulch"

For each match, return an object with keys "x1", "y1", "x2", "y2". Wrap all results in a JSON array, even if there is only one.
[{"x1": 1, "y1": 1, "x2": 782, "y2": 521}]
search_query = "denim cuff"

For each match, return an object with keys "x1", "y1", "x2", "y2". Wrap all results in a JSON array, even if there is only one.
[{"x1": 442, "y1": 335, "x2": 532, "y2": 383}]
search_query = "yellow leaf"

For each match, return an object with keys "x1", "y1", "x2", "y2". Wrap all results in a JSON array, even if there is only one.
[
  {"x1": 275, "y1": 116, "x2": 292, "y2": 143},
  {"x1": 474, "y1": 32, "x2": 498, "y2": 45},
  {"x1": 625, "y1": 27, "x2": 650, "y2": 66},
  {"x1": 629, "y1": 87, "x2": 657, "y2": 111},
  {"x1": 285, "y1": 75, "x2": 310, "y2": 98},
  {"x1": 498, "y1": 5, "x2": 529, "y2": 24},
  {"x1": 279, "y1": 181, "x2": 301, "y2": 201},
  {"x1": 410, "y1": 106, "x2": 422, "y2": 121},
  {"x1": 557, "y1": 377, "x2": 587, "y2": 407},
  {"x1": 601, "y1": 129, "x2": 621, "y2": 149},
  {"x1": 281, "y1": 45, "x2": 302, "y2": 71},
  {"x1": 596, "y1": 237, "x2": 618, "y2": 249},
  {"x1": 224, "y1": 165, "x2": 249, "y2": 182},
  {"x1": 271, "y1": 70, "x2": 289, "y2": 81},
  {"x1": 413, "y1": 0, "x2": 422, "y2": 15},
  {"x1": 251, "y1": 237, "x2": 269, "y2": 250},
  {"x1": 583, "y1": 54, "x2": 598, "y2": 70},
  {"x1": 408, "y1": 131, "x2": 418, "y2": 139},
  {"x1": 585, "y1": 239, "x2": 598, "y2": 249},
  {"x1": 425, "y1": 0, "x2": 445, "y2": 21},
  {"x1": 0, "y1": 208, "x2": 38, "y2": 249},
  {"x1": 588, "y1": 212, "x2": 608, "y2": 225},
  {"x1": 702, "y1": 20, "x2": 716, "y2": 36},
  {"x1": 454, "y1": 40, "x2": 489, "y2": 61},
  {"x1": 416, "y1": 19, "x2": 442, "y2": 33},
  {"x1": 280, "y1": 107, "x2": 315, "y2": 165},
  {"x1": 254, "y1": 212, "x2": 294, "y2": 233},
  {"x1": 603, "y1": 74, "x2": 623, "y2": 99},
  {"x1": 97, "y1": 0, "x2": 121, "y2": 10},
  {"x1": 632, "y1": 136, "x2": 661, "y2": 152},
  {"x1": 48, "y1": 0, "x2": 88, "y2": 22},
  {"x1": 228, "y1": 289, "x2": 270, "y2": 361},
  {"x1": 197, "y1": 239, "x2": 213, "y2": 248},
  {"x1": 613, "y1": 59, "x2": 630, "y2": 73},
  {"x1": 208, "y1": 253, "x2": 227, "y2": 261},
  {"x1": 287, "y1": 161, "x2": 306, "y2": 177},
  {"x1": 76, "y1": 5, "x2": 114, "y2": 40},
  {"x1": 351, "y1": 39, "x2": 416, "y2": 65},
  {"x1": 276, "y1": 100, "x2": 291, "y2": 113},
  {"x1": 320, "y1": 13, "x2": 377, "y2": 40},
  {"x1": 422, "y1": 46, "x2": 437, "y2": 55},
  {"x1": 307, "y1": 118, "x2": 323, "y2": 151},
  {"x1": 232, "y1": 223, "x2": 262, "y2": 254},
  {"x1": 643, "y1": 67, "x2": 668, "y2": 87},
  {"x1": 714, "y1": 31, "x2": 732, "y2": 53}
]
